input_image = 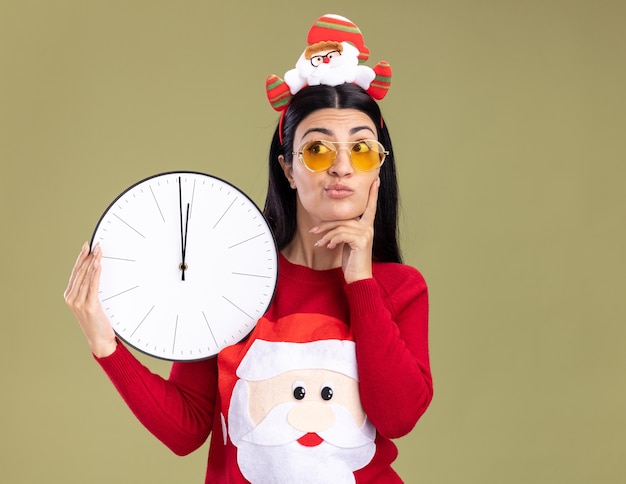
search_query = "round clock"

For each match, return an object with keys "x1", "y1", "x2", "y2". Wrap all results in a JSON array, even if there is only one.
[{"x1": 90, "y1": 171, "x2": 279, "y2": 361}]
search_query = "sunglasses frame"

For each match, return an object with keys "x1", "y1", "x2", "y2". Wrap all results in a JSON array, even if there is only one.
[{"x1": 292, "y1": 139, "x2": 388, "y2": 172}]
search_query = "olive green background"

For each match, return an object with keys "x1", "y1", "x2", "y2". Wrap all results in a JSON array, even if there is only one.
[{"x1": 1, "y1": 0, "x2": 624, "y2": 482}]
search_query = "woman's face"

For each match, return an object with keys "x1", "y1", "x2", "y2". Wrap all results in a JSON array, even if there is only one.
[{"x1": 280, "y1": 108, "x2": 381, "y2": 226}]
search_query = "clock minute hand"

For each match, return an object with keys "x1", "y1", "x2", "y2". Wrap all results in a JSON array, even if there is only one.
[
  {"x1": 178, "y1": 177, "x2": 188, "y2": 281},
  {"x1": 182, "y1": 203, "x2": 190, "y2": 281}
]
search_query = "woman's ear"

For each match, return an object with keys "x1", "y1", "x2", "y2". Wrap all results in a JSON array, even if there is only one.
[{"x1": 278, "y1": 155, "x2": 296, "y2": 189}]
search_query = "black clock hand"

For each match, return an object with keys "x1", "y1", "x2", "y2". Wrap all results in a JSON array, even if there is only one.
[
  {"x1": 182, "y1": 203, "x2": 190, "y2": 281},
  {"x1": 178, "y1": 177, "x2": 189, "y2": 281}
]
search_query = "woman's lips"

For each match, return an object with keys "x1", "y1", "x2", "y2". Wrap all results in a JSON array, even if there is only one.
[{"x1": 325, "y1": 183, "x2": 354, "y2": 199}]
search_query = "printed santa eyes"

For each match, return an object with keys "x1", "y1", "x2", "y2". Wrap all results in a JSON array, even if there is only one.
[
  {"x1": 293, "y1": 381, "x2": 306, "y2": 400},
  {"x1": 291, "y1": 381, "x2": 334, "y2": 401},
  {"x1": 321, "y1": 385, "x2": 334, "y2": 401}
]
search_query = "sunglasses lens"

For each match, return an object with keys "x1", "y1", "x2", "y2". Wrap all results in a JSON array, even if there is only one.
[
  {"x1": 301, "y1": 141, "x2": 336, "y2": 171},
  {"x1": 351, "y1": 141, "x2": 385, "y2": 171}
]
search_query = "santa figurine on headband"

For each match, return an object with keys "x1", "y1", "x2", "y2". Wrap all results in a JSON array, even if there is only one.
[{"x1": 266, "y1": 14, "x2": 392, "y2": 111}]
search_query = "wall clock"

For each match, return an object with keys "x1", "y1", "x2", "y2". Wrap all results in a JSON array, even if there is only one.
[{"x1": 90, "y1": 171, "x2": 278, "y2": 361}]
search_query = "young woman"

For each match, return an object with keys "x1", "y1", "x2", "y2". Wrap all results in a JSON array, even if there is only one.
[{"x1": 65, "y1": 16, "x2": 432, "y2": 483}]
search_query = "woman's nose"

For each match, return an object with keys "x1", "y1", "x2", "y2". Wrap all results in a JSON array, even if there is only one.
[{"x1": 329, "y1": 148, "x2": 353, "y2": 176}]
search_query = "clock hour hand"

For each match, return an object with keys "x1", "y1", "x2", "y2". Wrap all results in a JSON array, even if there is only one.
[{"x1": 178, "y1": 178, "x2": 190, "y2": 281}]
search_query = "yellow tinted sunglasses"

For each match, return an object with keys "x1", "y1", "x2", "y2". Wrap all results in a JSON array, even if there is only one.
[{"x1": 292, "y1": 139, "x2": 388, "y2": 172}]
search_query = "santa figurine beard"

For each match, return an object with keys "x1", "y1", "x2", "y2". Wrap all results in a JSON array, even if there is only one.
[
  {"x1": 227, "y1": 375, "x2": 376, "y2": 484},
  {"x1": 285, "y1": 42, "x2": 376, "y2": 94}
]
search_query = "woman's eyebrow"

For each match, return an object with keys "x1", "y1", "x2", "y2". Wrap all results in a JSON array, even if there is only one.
[
  {"x1": 301, "y1": 125, "x2": 375, "y2": 138},
  {"x1": 301, "y1": 127, "x2": 333, "y2": 137},
  {"x1": 350, "y1": 125, "x2": 376, "y2": 136}
]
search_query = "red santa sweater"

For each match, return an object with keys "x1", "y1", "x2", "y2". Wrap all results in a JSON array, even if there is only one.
[{"x1": 96, "y1": 253, "x2": 432, "y2": 483}]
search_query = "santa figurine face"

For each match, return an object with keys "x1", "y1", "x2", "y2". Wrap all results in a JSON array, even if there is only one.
[
  {"x1": 294, "y1": 41, "x2": 361, "y2": 86},
  {"x1": 305, "y1": 41, "x2": 343, "y2": 67}
]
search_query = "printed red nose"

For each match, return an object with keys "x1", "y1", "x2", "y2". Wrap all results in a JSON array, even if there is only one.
[
  {"x1": 323, "y1": 57, "x2": 330, "y2": 64},
  {"x1": 297, "y1": 432, "x2": 324, "y2": 447}
]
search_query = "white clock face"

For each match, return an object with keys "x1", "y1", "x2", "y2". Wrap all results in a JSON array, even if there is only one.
[{"x1": 91, "y1": 171, "x2": 278, "y2": 361}]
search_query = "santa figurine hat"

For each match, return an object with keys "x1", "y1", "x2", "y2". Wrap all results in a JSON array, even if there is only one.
[{"x1": 306, "y1": 14, "x2": 370, "y2": 63}]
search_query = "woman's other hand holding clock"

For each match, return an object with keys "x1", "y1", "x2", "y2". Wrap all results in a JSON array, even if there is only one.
[{"x1": 64, "y1": 242, "x2": 117, "y2": 358}]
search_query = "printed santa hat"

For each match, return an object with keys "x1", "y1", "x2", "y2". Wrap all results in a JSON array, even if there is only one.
[
  {"x1": 237, "y1": 322, "x2": 358, "y2": 382},
  {"x1": 218, "y1": 313, "x2": 358, "y2": 413}
]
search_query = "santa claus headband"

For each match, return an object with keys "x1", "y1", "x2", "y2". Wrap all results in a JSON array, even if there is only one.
[{"x1": 265, "y1": 13, "x2": 392, "y2": 138}]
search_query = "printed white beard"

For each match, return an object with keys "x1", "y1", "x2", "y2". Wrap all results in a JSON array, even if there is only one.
[
  {"x1": 228, "y1": 380, "x2": 376, "y2": 484},
  {"x1": 308, "y1": 63, "x2": 353, "y2": 86}
]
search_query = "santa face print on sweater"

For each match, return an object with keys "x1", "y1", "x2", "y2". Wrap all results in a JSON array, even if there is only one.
[{"x1": 222, "y1": 314, "x2": 376, "y2": 484}]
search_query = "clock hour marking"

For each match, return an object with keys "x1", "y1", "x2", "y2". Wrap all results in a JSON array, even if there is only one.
[
  {"x1": 190, "y1": 179, "x2": 197, "y2": 218},
  {"x1": 102, "y1": 256, "x2": 136, "y2": 262},
  {"x1": 149, "y1": 185, "x2": 166, "y2": 223},
  {"x1": 228, "y1": 232, "x2": 264, "y2": 249},
  {"x1": 202, "y1": 311, "x2": 219, "y2": 348},
  {"x1": 231, "y1": 272, "x2": 273, "y2": 279},
  {"x1": 213, "y1": 198, "x2": 237, "y2": 229},
  {"x1": 131, "y1": 305, "x2": 155, "y2": 337},
  {"x1": 102, "y1": 285, "x2": 140, "y2": 302},
  {"x1": 113, "y1": 214, "x2": 145, "y2": 238},
  {"x1": 172, "y1": 315, "x2": 179, "y2": 354},
  {"x1": 222, "y1": 296, "x2": 253, "y2": 320}
]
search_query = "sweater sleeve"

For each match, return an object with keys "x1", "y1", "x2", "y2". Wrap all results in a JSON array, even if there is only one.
[
  {"x1": 345, "y1": 265, "x2": 433, "y2": 439},
  {"x1": 95, "y1": 341, "x2": 218, "y2": 456}
]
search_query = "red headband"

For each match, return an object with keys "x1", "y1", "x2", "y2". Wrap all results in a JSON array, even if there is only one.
[{"x1": 266, "y1": 13, "x2": 392, "y2": 145}]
